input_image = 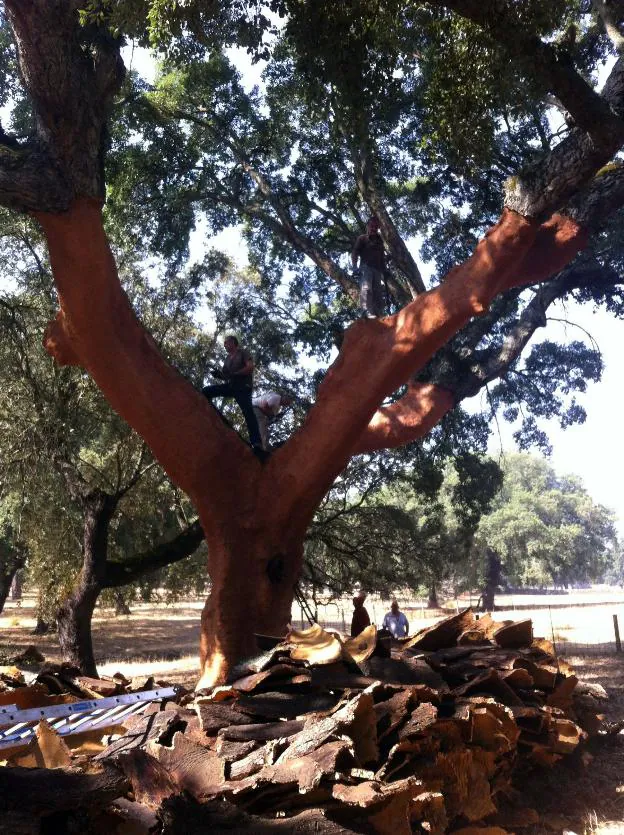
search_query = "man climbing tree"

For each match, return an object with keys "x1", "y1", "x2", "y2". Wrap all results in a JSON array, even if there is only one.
[
  {"x1": 352, "y1": 216, "x2": 387, "y2": 317},
  {"x1": 1, "y1": 0, "x2": 624, "y2": 688},
  {"x1": 203, "y1": 335, "x2": 263, "y2": 453}
]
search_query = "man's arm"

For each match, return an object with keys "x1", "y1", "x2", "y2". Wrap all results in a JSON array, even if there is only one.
[{"x1": 402, "y1": 614, "x2": 409, "y2": 636}]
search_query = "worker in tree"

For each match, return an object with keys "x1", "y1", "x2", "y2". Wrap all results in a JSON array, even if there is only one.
[
  {"x1": 351, "y1": 593, "x2": 371, "y2": 637},
  {"x1": 382, "y1": 599, "x2": 409, "y2": 638},
  {"x1": 252, "y1": 390, "x2": 294, "y2": 451},
  {"x1": 352, "y1": 216, "x2": 386, "y2": 318},
  {"x1": 203, "y1": 335, "x2": 263, "y2": 452}
]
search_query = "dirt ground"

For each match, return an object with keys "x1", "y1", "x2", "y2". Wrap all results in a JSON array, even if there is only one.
[
  {"x1": 518, "y1": 654, "x2": 624, "y2": 835},
  {"x1": 4, "y1": 596, "x2": 624, "y2": 832}
]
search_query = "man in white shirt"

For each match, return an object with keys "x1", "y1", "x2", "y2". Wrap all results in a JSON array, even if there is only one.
[
  {"x1": 252, "y1": 391, "x2": 293, "y2": 450},
  {"x1": 382, "y1": 600, "x2": 409, "y2": 638}
]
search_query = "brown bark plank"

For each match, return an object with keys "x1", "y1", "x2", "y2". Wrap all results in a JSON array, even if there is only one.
[
  {"x1": 95, "y1": 710, "x2": 185, "y2": 761},
  {"x1": 232, "y1": 664, "x2": 311, "y2": 693},
  {"x1": 492, "y1": 619, "x2": 533, "y2": 649},
  {"x1": 236, "y1": 690, "x2": 341, "y2": 720},
  {"x1": 397, "y1": 702, "x2": 439, "y2": 740},
  {"x1": 195, "y1": 699, "x2": 263, "y2": 732},
  {"x1": 0, "y1": 764, "x2": 128, "y2": 815},
  {"x1": 452, "y1": 669, "x2": 525, "y2": 707},
  {"x1": 215, "y1": 736, "x2": 258, "y2": 762},
  {"x1": 146, "y1": 731, "x2": 226, "y2": 798},
  {"x1": 219, "y1": 719, "x2": 305, "y2": 742},
  {"x1": 403, "y1": 609, "x2": 475, "y2": 651},
  {"x1": 157, "y1": 795, "x2": 372, "y2": 833},
  {"x1": 512, "y1": 658, "x2": 558, "y2": 690},
  {"x1": 277, "y1": 691, "x2": 378, "y2": 766}
]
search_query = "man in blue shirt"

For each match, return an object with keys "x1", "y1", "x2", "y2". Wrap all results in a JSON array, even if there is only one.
[{"x1": 382, "y1": 600, "x2": 409, "y2": 638}]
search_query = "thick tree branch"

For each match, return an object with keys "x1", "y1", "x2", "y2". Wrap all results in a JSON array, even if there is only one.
[
  {"x1": 354, "y1": 254, "x2": 621, "y2": 454},
  {"x1": 351, "y1": 383, "x2": 454, "y2": 454},
  {"x1": 427, "y1": 0, "x2": 624, "y2": 139},
  {"x1": 103, "y1": 520, "x2": 204, "y2": 587},
  {"x1": 3, "y1": 0, "x2": 124, "y2": 204},
  {"x1": 36, "y1": 199, "x2": 259, "y2": 534}
]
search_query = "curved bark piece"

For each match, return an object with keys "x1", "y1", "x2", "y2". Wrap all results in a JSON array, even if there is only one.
[{"x1": 352, "y1": 383, "x2": 454, "y2": 455}]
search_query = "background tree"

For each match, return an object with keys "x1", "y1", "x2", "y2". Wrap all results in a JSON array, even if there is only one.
[{"x1": 472, "y1": 454, "x2": 617, "y2": 607}]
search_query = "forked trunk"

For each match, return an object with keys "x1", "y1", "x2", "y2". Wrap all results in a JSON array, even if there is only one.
[{"x1": 35, "y1": 199, "x2": 587, "y2": 689}]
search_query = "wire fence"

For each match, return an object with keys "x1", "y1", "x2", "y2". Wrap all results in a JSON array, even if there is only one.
[{"x1": 294, "y1": 592, "x2": 624, "y2": 658}]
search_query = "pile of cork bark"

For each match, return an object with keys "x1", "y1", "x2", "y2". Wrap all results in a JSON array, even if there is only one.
[{"x1": 0, "y1": 609, "x2": 611, "y2": 834}]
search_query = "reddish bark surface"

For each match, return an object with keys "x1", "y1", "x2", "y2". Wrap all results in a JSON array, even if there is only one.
[{"x1": 35, "y1": 200, "x2": 587, "y2": 686}]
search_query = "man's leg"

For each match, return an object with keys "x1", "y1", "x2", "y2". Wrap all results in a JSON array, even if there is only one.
[
  {"x1": 254, "y1": 406, "x2": 269, "y2": 450},
  {"x1": 371, "y1": 269, "x2": 385, "y2": 316},
  {"x1": 359, "y1": 265, "x2": 376, "y2": 317},
  {"x1": 234, "y1": 388, "x2": 263, "y2": 448},
  {"x1": 202, "y1": 383, "x2": 235, "y2": 428},
  {"x1": 202, "y1": 382, "x2": 233, "y2": 399}
]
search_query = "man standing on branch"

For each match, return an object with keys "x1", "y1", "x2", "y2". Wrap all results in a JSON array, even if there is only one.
[
  {"x1": 352, "y1": 216, "x2": 386, "y2": 318},
  {"x1": 252, "y1": 391, "x2": 294, "y2": 450},
  {"x1": 203, "y1": 335, "x2": 262, "y2": 452}
]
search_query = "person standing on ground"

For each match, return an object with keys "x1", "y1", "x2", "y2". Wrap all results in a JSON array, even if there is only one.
[
  {"x1": 351, "y1": 593, "x2": 371, "y2": 637},
  {"x1": 382, "y1": 599, "x2": 409, "y2": 638},
  {"x1": 252, "y1": 391, "x2": 294, "y2": 451},
  {"x1": 351, "y1": 216, "x2": 386, "y2": 318},
  {"x1": 203, "y1": 335, "x2": 262, "y2": 451}
]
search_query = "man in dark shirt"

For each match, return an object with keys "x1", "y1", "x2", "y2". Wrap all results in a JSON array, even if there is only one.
[
  {"x1": 351, "y1": 593, "x2": 371, "y2": 637},
  {"x1": 351, "y1": 216, "x2": 386, "y2": 317},
  {"x1": 203, "y1": 335, "x2": 262, "y2": 450}
]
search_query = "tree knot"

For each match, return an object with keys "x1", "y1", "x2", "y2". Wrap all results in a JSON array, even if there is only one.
[{"x1": 266, "y1": 554, "x2": 286, "y2": 584}]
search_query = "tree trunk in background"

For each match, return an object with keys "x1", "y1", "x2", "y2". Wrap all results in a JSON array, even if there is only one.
[
  {"x1": 10, "y1": 571, "x2": 23, "y2": 601},
  {"x1": 427, "y1": 583, "x2": 439, "y2": 609},
  {"x1": 0, "y1": 555, "x2": 24, "y2": 616},
  {"x1": 56, "y1": 491, "x2": 115, "y2": 676},
  {"x1": 56, "y1": 583, "x2": 101, "y2": 676},
  {"x1": 32, "y1": 617, "x2": 50, "y2": 635},
  {"x1": 0, "y1": 566, "x2": 18, "y2": 617},
  {"x1": 113, "y1": 590, "x2": 131, "y2": 616},
  {"x1": 482, "y1": 548, "x2": 503, "y2": 612}
]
